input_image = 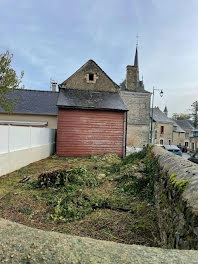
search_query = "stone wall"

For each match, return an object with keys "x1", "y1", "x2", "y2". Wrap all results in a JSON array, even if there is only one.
[
  {"x1": 127, "y1": 124, "x2": 149, "y2": 147},
  {"x1": 120, "y1": 91, "x2": 151, "y2": 147},
  {"x1": 61, "y1": 60, "x2": 118, "y2": 93},
  {"x1": 151, "y1": 146, "x2": 198, "y2": 249},
  {"x1": 0, "y1": 218, "x2": 198, "y2": 263}
]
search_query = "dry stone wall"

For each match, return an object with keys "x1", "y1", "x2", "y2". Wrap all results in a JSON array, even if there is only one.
[{"x1": 151, "y1": 146, "x2": 198, "y2": 249}]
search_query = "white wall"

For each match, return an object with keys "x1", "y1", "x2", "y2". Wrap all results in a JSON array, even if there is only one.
[{"x1": 0, "y1": 126, "x2": 56, "y2": 177}]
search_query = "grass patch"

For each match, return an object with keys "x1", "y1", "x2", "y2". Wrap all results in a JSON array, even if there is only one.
[{"x1": 0, "y1": 151, "x2": 160, "y2": 247}]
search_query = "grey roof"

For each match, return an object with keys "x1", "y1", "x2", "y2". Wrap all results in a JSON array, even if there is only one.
[
  {"x1": 172, "y1": 120, "x2": 185, "y2": 133},
  {"x1": 0, "y1": 89, "x2": 58, "y2": 115},
  {"x1": 151, "y1": 107, "x2": 173, "y2": 124},
  {"x1": 57, "y1": 88, "x2": 127, "y2": 111},
  {"x1": 175, "y1": 120, "x2": 194, "y2": 130}
]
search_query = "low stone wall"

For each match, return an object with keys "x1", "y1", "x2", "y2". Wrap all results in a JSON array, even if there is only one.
[
  {"x1": 151, "y1": 146, "x2": 198, "y2": 249},
  {"x1": 0, "y1": 218, "x2": 198, "y2": 263}
]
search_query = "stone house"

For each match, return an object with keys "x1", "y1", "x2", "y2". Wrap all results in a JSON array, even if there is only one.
[
  {"x1": 151, "y1": 107, "x2": 173, "y2": 145},
  {"x1": 151, "y1": 107, "x2": 185, "y2": 146},
  {"x1": 175, "y1": 120, "x2": 194, "y2": 149},
  {"x1": 120, "y1": 47, "x2": 151, "y2": 148}
]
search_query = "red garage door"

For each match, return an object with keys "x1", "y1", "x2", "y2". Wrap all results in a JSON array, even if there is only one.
[{"x1": 57, "y1": 109, "x2": 125, "y2": 157}]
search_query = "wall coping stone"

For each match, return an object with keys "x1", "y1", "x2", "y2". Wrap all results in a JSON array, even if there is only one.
[{"x1": 0, "y1": 218, "x2": 198, "y2": 263}]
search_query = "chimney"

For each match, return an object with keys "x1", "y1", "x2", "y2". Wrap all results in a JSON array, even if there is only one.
[
  {"x1": 126, "y1": 65, "x2": 139, "y2": 91},
  {"x1": 51, "y1": 80, "x2": 57, "y2": 92}
]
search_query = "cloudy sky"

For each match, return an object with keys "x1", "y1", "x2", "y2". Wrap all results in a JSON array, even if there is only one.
[{"x1": 0, "y1": 0, "x2": 197, "y2": 116}]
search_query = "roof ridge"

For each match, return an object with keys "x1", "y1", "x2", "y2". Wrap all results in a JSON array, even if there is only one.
[{"x1": 14, "y1": 89, "x2": 58, "y2": 93}]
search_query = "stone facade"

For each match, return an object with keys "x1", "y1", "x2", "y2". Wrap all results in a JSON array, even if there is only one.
[
  {"x1": 120, "y1": 47, "x2": 151, "y2": 148},
  {"x1": 121, "y1": 91, "x2": 151, "y2": 147},
  {"x1": 60, "y1": 60, "x2": 118, "y2": 93},
  {"x1": 152, "y1": 122, "x2": 173, "y2": 145},
  {"x1": 173, "y1": 131, "x2": 185, "y2": 146}
]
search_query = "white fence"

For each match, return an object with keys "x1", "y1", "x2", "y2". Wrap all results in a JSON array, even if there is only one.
[{"x1": 0, "y1": 126, "x2": 56, "y2": 177}]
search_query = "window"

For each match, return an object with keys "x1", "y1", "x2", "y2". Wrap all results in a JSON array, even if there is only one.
[
  {"x1": 89, "y1": 73, "x2": 94, "y2": 81},
  {"x1": 168, "y1": 140, "x2": 171, "y2": 145},
  {"x1": 160, "y1": 126, "x2": 164, "y2": 134},
  {"x1": 160, "y1": 139, "x2": 164, "y2": 145},
  {"x1": 185, "y1": 142, "x2": 188, "y2": 147},
  {"x1": 185, "y1": 133, "x2": 189, "y2": 139},
  {"x1": 192, "y1": 143, "x2": 195, "y2": 150}
]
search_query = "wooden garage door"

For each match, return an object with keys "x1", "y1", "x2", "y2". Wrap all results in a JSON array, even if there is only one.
[{"x1": 57, "y1": 109, "x2": 125, "y2": 157}]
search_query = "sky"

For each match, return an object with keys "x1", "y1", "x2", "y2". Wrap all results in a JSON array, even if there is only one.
[{"x1": 0, "y1": 0, "x2": 198, "y2": 116}]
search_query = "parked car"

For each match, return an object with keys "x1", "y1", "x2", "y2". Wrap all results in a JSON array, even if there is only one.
[
  {"x1": 163, "y1": 145, "x2": 182, "y2": 156},
  {"x1": 188, "y1": 152, "x2": 198, "y2": 164},
  {"x1": 177, "y1": 144, "x2": 187, "y2": 153}
]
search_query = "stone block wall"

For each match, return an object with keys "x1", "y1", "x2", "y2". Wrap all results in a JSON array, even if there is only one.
[
  {"x1": 120, "y1": 91, "x2": 151, "y2": 147},
  {"x1": 151, "y1": 146, "x2": 198, "y2": 249},
  {"x1": 127, "y1": 124, "x2": 149, "y2": 147}
]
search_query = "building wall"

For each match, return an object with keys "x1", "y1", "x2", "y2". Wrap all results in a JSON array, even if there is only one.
[
  {"x1": 190, "y1": 137, "x2": 198, "y2": 151},
  {"x1": 61, "y1": 60, "x2": 118, "y2": 93},
  {"x1": 120, "y1": 91, "x2": 151, "y2": 147},
  {"x1": 0, "y1": 113, "x2": 57, "y2": 128},
  {"x1": 57, "y1": 109, "x2": 126, "y2": 157},
  {"x1": 127, "y1": 124, "x2": 149, "y2": 147},
  {"x1": 173, "y1": 132, "x2": 185, "y2": 146},
  {"x1": 153, "y1": 122, "x2": 173, "y2": 145}
]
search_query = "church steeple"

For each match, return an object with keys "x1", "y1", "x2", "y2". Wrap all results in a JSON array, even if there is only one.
[{"x1": 134, "y1": 46, "x2": 138, "y2": 67}]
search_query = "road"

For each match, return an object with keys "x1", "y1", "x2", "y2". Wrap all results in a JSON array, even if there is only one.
[{"x1": 182, "y1": 153, "x2": 191, "y2": 160}]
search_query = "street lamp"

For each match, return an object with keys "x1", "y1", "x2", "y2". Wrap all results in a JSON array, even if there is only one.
[{"x1": 150, "y1": 87, "x2": 163, "y2": 144}]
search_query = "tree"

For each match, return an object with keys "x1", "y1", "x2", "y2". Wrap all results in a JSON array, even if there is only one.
[
  {"x1": 0, "y1": 50, "x2": 24, "y2": 112},
  {"x1": 191, "y1": 101, "x2": 198, "y2": 128},
  {"x1": 172, "y1": 113, "x2": 191, "y2": 120}
]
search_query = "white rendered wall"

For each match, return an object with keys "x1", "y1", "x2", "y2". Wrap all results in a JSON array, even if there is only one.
[{"x1": 0, "y1": 126, "x2": 56, "y2": 177}]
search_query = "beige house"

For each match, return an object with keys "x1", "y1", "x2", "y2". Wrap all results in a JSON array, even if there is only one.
[
  {"x1": 151, "y1": 107, "x2": 185, "y2": 146},
  {"x1": 175, "y1": 120, "x2": 194, "y2": 149},
  {"x1": 0, "y1": 89, "x2": 58, "y2": 128}
]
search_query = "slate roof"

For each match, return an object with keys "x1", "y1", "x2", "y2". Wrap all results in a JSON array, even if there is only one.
[
  {"x1": 0, "y1": 89, "x2": 58, "y2": 115},
  {"x1": 57, "y1": 88, "x2": 127, "y2": 111},
  {"x1": 172, "y1": 120, "x2": 185, "y2": 133},
  {"x1": 175, "y1": 120, "x2": 194, "y2": 130},
  {"x1": 151, "y1": 107, "x2": 173, "y2": 124}
]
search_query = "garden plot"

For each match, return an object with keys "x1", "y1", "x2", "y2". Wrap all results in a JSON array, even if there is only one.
[{"x1": 0, "y1": 151, "x2": 160, "y2": 247}]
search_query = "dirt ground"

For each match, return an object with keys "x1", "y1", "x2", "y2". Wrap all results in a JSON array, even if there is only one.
[{"x1": 0, "y1": 153, "x2": 160, "y2": 247}]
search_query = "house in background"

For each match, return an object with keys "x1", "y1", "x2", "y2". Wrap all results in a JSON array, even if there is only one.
[
  {"x1": 151, "y1": 107, "x2": 173, "y2": 145},
  {"x1": 175, "y1": 120, "x2": 194, "y2": 149},
  {"x1": 190, "y1": 128, "x2": 198, "y2": 151},
  {"x1": 150, "y1": 107, "x2": 185, "y2": 146},
  {"x1": 120, "y1": 47, "x2": 151, "y2": 148},
  {"x1": 0, "y1": 89, "x2": 58, "y2": 128},
  {"x1": 57, "y1": 59, "x2": 127, "y2": 157}
]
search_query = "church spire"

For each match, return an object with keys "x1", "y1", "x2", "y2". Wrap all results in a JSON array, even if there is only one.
[{"x1": 134, "y1": 46, "x2": 138, "y2": 67}]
